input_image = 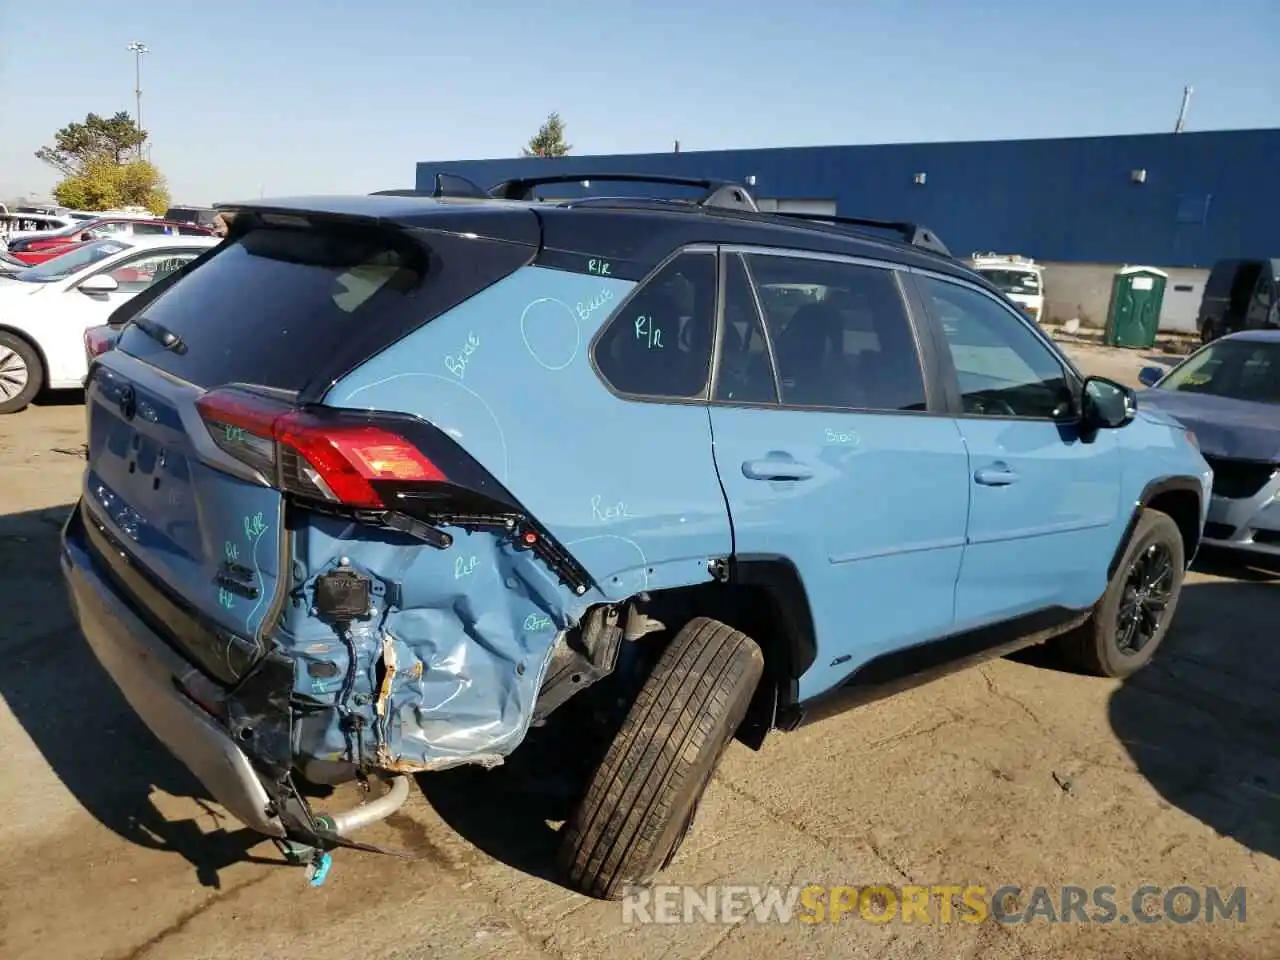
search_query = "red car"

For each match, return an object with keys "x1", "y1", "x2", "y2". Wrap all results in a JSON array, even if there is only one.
[{"x1": 8, "y1": 217, "x2": 212, "y2": 262}]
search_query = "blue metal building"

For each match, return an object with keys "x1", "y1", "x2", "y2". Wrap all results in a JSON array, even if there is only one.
[{"x1": 417, "y1": 129, "x2": 1279, "y2": 268}]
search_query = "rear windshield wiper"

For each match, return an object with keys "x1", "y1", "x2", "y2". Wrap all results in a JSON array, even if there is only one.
[{"x1": 133, "y1": 315, "x2": 187, "y2": 354}]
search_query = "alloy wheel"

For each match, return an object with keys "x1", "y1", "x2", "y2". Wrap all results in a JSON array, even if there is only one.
[
  {"x1": 1115, "y1": 541, "x2": 1175, "y2": 655},
  {"x1": 0, "y1": 346, "x2": 29, "y2": 402}
]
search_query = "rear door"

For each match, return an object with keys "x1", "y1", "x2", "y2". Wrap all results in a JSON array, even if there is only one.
[
  {"x1": 86, "y1": 216, "x2": 537, "y2": 684},
  {"x1": 708, "y1": 248, "x2": 970, "y2": 701},
  {"x1": 913, "y1": 272, "x2": 1124, "y2": 628}
]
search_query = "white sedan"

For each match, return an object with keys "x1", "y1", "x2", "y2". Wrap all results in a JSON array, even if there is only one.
[{"x1": 0, "y1": 235, "x2": 218, "y2": 413}]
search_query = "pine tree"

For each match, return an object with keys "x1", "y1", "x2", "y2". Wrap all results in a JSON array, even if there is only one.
[{"x1": 521, "y1": 112, "x2": 572, "y2": 158}]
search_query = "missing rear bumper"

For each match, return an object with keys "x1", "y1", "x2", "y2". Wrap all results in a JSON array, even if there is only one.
[{"x1": 62, "y1": 520, "x2": 287, "y2": 837}]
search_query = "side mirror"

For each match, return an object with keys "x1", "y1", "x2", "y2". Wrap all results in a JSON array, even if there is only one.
[
  {"x1": 1137, "y1": 366, "x2": 1164, "y2": 387},
  {"x1": 78, "y1": 274, "x2": 119, "y2": 296},
  {"x1": 78, "y1": 232, "x2": 92, "y2": 242},
  {"x1": 1082, "y1": 376, "x2": 1136, "y2": 430}
]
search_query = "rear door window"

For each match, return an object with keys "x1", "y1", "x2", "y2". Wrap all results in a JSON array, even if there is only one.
[
  {"x1": 714, "y1": 255, "x2": 778, "y2": 404},
  {"x1": 744, "y1": 253, "x2": 928, "y2": 411}
]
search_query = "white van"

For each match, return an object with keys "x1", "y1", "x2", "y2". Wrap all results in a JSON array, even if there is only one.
[{"x1": 971, "y1": 253, "x2": 1045, "y2": 322}]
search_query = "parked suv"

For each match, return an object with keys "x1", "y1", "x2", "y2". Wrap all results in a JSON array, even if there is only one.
[
  {"x1": 1196, "y1": 257, "x2": 1280, "y2": 343},
  {"x1": 63, "y1": 175, "x2": 1211, "y2": 899}
]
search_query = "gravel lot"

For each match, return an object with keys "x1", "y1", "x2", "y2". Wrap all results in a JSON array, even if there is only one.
[{"x1": 0, "y1": 344, "x2": 1275, "y2": 960}]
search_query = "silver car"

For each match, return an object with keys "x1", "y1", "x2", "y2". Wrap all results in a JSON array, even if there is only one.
[{"x1": 1138, "y1": 330, "x2": 1280, "y2": 558}]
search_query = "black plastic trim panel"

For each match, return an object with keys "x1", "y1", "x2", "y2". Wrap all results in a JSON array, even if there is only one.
[{"x1": 777, "y1": 605, "x2": 1089, "y2": 730}]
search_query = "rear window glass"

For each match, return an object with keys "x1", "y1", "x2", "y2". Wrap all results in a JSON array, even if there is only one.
[{"x1": 116, "y1": 227, "x2": 429, "y2": 392}]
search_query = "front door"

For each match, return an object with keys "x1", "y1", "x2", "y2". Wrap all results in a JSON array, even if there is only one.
[
  {"x1": 709, "y1": 249, "x2": 971, "y2": 701},
  {"x1": 913, "y1": 273, "x2": 1125, "y2": 629}
]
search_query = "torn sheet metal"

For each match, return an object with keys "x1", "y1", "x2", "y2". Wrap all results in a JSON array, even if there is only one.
[{"x1": 268, "y1": 511, "x2": 579, "y2": 777}]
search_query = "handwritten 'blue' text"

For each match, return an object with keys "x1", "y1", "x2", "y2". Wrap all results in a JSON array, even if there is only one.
[{"x1": 445, "y1": 331, "x2": 481, "y2": 379}]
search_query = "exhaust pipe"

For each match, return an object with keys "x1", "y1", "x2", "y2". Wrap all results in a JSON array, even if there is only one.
[{"x1": 314, "y1": 774, "x2": 411, "y2": 837}]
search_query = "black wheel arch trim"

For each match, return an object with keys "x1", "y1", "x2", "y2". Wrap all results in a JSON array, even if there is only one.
[
  {"x1": 1108, "y1": 476, "x2": 1204, "y2": 580},
  {"x1": 726, "y1": 557, "x2": 816, "y2": 749}
]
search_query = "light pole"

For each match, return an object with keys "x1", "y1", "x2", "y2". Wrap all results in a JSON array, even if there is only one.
[{"x1": 127, "y1": 41, "x2": 148, "y2": 158}]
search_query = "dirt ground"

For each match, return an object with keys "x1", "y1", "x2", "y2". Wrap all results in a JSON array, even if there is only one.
[{"x1": 0, "y1": 345, "x2": 1276, "y2": 960}]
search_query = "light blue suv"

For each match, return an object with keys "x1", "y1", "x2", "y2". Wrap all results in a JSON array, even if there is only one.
[{"x1": 62, "y1": 175, "x2": 1212, "y2": 900}]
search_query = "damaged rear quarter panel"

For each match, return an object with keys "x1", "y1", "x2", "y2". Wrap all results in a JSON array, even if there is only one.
[
  {"x1": 280, "y1": 512, "x2": 572, "y2": 776},
  {"x1": 308, "y1": 263, "x2": 734, "y2": 769}
]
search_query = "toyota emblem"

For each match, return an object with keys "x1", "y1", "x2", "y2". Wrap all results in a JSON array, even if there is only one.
[{"x1": 118, "y1": 385, "x2": 137, "y2": 421}]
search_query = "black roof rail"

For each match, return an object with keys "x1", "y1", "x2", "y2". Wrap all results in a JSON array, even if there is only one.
[
  {"x1": 487, "y1": 173, "x2": 758, "y2": 212},
  {"x1": 370, "y1": 173, "x2": 491, "y2": 200},
  {"x1": 769, "y1": 211, "x2": 952, "y2": 257}
]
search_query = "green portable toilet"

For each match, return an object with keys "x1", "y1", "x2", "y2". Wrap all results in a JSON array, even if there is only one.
[{"x1": 1105, "y1": 266, "x2": 1169, "y2": 348}]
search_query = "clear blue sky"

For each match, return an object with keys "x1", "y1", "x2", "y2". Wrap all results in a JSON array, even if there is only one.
[{"x1": 2, "y1": 0, "x2": 1276, "y2": 204}]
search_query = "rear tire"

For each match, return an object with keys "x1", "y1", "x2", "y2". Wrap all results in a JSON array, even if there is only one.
[
  {"x1": 1058, "y1": 509, "x2": 1185, "y2": 678},
  {"x1": 558, "y1": 617, "x2": 763, "y2": 900},
  {"x1": 0, "y1": 332, "x2": 42, "y2": 415}
]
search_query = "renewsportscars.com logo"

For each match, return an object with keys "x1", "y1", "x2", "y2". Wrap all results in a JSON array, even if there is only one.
[{"x1": 621, "y1": 884, "x2": 1247, "y2": 926}]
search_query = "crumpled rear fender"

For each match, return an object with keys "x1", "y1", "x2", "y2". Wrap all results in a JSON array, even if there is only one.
[{"x1": 271, "y1": 511, "x2": 582, "y2": 778}]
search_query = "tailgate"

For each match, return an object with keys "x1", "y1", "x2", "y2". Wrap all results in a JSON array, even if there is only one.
[{"x1": 83, "y1": 352, "x2": 285, "y2": 683}]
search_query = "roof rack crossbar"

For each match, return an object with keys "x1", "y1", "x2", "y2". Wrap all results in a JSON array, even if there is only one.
[
  {"x1": 770, "y1": 211, "x2": 951, "y2": 256},
  {"x1": 487, "y1": 173, "x2": 758, "y2": 211}
]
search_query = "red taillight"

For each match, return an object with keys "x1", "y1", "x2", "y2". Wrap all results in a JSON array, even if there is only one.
[
  {"x1": 195, "y1": 388, "x2": 445, "y2": 508},
  {"x1": 84, "y1": 327, "x2": 114, "y2": 358}
]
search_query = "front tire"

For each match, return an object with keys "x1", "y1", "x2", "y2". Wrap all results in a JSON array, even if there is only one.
[
  {"x1": 1059, "y1": 509, "x2": 1186, "y2": 678},
  {"x1": 558, "y1": 617, "x2": 763, "y2": 900},
  {"x1": 0, "y1": 332, "x2": 42, "y2": 414}
]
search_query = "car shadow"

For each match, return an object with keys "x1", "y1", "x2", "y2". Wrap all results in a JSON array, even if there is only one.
[
  {"x1": 0, "y1": 504, "x2": 280, "y2": 889},
  {"x1": 33, "y1": 388, "x2": 86, "y2": 408},
  {"x1": 1191, "y1": 544, "x2": 1280, "y2": 582},
  {"x1": 1109, "y1": 577, "x2": 1280, "y2": 860},
  {"x1": 418, "y1": 696, "x2": 614, "y2": 888}
]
